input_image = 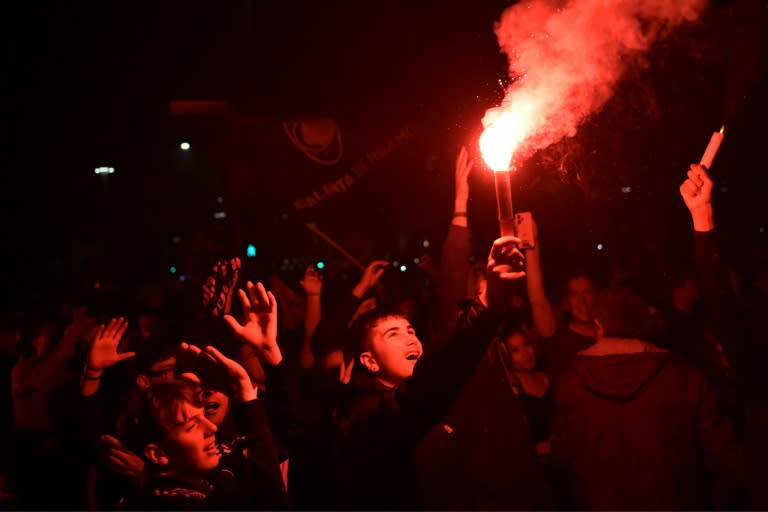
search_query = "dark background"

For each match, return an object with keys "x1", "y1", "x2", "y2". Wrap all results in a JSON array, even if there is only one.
[{"x1": 3, "y1": 0, "x2": 767, "y2": 308}]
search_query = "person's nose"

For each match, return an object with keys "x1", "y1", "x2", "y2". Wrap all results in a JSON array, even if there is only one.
[{"x1": 200, "y1": 416, "x2": 218, "y2": 436}]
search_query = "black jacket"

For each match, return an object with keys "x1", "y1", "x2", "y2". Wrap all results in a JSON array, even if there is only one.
[
  {"x1": 694, "y1": 230, "x2": 768, "y2": 406},
  {"x1": 334, "y1": 300, "x2": 505, "y2": 509},
  {"x1": 551, "y1": 338, "x2": 742, "y2": 510},
  {"x1": 416, "y1": 340, "x2": 552, "y2": 510}
]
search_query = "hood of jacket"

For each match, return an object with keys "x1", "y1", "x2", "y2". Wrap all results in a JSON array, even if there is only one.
[{"x1": 573, "y1": 338, "x2": 670, "y2": 401}]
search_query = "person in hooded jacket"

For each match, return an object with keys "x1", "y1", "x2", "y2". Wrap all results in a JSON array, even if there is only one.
[{"x1": 550, "y1": 284, "x2": 743, "y2": 510}]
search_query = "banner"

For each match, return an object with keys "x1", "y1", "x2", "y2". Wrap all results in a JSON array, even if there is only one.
[{"x1": 292, "y1": 125, "x2": 414, "y2": 210}]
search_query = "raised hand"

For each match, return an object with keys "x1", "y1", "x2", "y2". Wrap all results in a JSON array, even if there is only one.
[
  {"x1": 455, "y1": 145, "x2": 472, "y2": 203},
  {"x1": 679, "y1": 163, "x2": 713, "y2": 212},
  {"x1": 352, "y1": 260, "x2": 389, "y2": 298},
  {"x1": 300, "y1": 266, "x2": 323, "y2": 297},
  {"x1": 86, "y1": 317, "x2": 134, "y2": 371},
  {"x1": 180, "y1": 342, "x2": 257, "y2": 403},
  {"x1": 223, "y1": 281, "x2": 282, "y2": 366},
  {"x1": 679, "y1": 163, "x2": 715, "y2": 232},
  {"x1": 485, "y1": 236, "x2": 526, "y2": 312}
]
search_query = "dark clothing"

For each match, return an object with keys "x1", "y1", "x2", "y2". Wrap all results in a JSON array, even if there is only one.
[
  {"x1": 658, "y1": 308, "x2": 727, "y2": 380},
  {"x1": 11, "y1": 428, "x2": 89, "y2": 509},
  {"x1": 543, "y1": 324, "x2": 595, "y2": 380},
  {"x1": 75, "y1": 359, "x2": 149, "y2": 509},
  {"x1": 0, "y1": 352, "x2": 14, "y2": 474},
  {"x1": 417, "y1": 341, "x2": 551, "y2": 510},
  {"x1": 657, "y1": 307, "x2": 703, "y2": 354},
  {"x1": 552, "y1": 339, "x2": 742, "y2": 510},
  {"x1": 11, "y1": 368, "x2": 100, "y2": 509},
  {"x1": 416, "y1": 224, "x2": 551, "y2": 509},
  {"x1": 520, "y1": 388, "x2": 552, "y2": 445},
  {"x1": 334, "y1": 300, "x2": 505, "y2": 509},
  {"x1": 431, "y1": 224, "x2": 472, "y2": 346},
  {"x1": 265, "y1": 361, "x2": 344, "y2": 510},
  {"x1": 693, "y1": 230, "x2": 768, "y2": 508},
  {"x1": 125, "y1": 399, "x2": 288, "y2": 510},
  {"x1": 693, "y1": 231, "x2": 768, "y2": 406},
  {"x1": 127, "y1": 470, "x2": 238, "y2": 510},
  {"x1": 77, "y1": 386, "x2": 139, "y2": 510}
]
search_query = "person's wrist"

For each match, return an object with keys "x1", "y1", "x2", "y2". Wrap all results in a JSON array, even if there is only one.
[
  {"x1": 238, "y1": 385, "x2": 258, "y2": 403},
  {"x1": 257, "y1": 344, "x2": 283, "y2": 366},
  {"x1": 690, "y1": 205, "x2": 714, "y2": 232},
  {"x1": 352, "y1": 283, "x2": 367, "y2": 299},
  {"x1": 82, "y1": 366, "x2": 103, "y2": 380}
]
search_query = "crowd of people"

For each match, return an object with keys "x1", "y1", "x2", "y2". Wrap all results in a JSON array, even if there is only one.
[{"x1": 1, "y1": 146, "x2": 767, "y2": 510}]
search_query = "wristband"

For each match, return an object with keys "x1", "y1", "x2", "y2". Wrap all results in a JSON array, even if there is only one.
[
  {"x1": 453, "y1": 211, "x2": 467, "y2": 218},
  {"x1": 83, "y1": 366, "x2": 103, "y2": 380}
]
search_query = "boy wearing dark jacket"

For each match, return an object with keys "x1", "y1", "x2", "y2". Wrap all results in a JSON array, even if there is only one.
[
  {"x1": 118, "y1": 367, "x2": 287, "y2": 510},
  {"x1": 81, "y1": 286, "x2": 288, "y2": 510},
  {"x1": 551, "y1": 284, "x2": 743, "y2": 509},
  {"x1": 333, "y1": 236, "x2": 527, "y2": 509}
]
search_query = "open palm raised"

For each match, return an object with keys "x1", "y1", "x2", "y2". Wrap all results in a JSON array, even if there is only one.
[
  {"x1": 87, "y1": 317, "x2": 135, "y2": 371},
  {"x1": 224, "y1": 281, "x2": 282, "y2": 366}
]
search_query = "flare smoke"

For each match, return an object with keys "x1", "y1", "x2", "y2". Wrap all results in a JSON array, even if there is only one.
[{"x1": 484, "y1": 0, "x2": 708, "y2": 160}]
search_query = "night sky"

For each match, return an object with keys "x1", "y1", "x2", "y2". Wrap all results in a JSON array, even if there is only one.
[{"x1": 4, "y1": 0, "x2": 768, "y2": 309}]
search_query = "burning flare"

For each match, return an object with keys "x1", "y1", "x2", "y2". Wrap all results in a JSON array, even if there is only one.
[
  {"x1": 479, "y1": 95, "x2": 541, "y2": 172},
  {"x1": 480, "y1": 0, "x2": 708, "y2": 172}
]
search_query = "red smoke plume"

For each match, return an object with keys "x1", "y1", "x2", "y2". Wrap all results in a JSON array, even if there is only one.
[{"x1": 480, "y1": 0, "x2": 708, "y2": 171}]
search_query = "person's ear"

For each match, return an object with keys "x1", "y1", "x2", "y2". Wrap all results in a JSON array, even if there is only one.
[
  {"x1": 136, "y1": 374, "x2": 151, "y2": 389},
  {"x1": 594, "y1": 319, "x2": 605, "y2": 339},
  {"x1": 359, "y1": 351, "x2": 379, "y2": 373},
  {"x1": 144, "y1": 444, "x2": 169, "y2": 466}
]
